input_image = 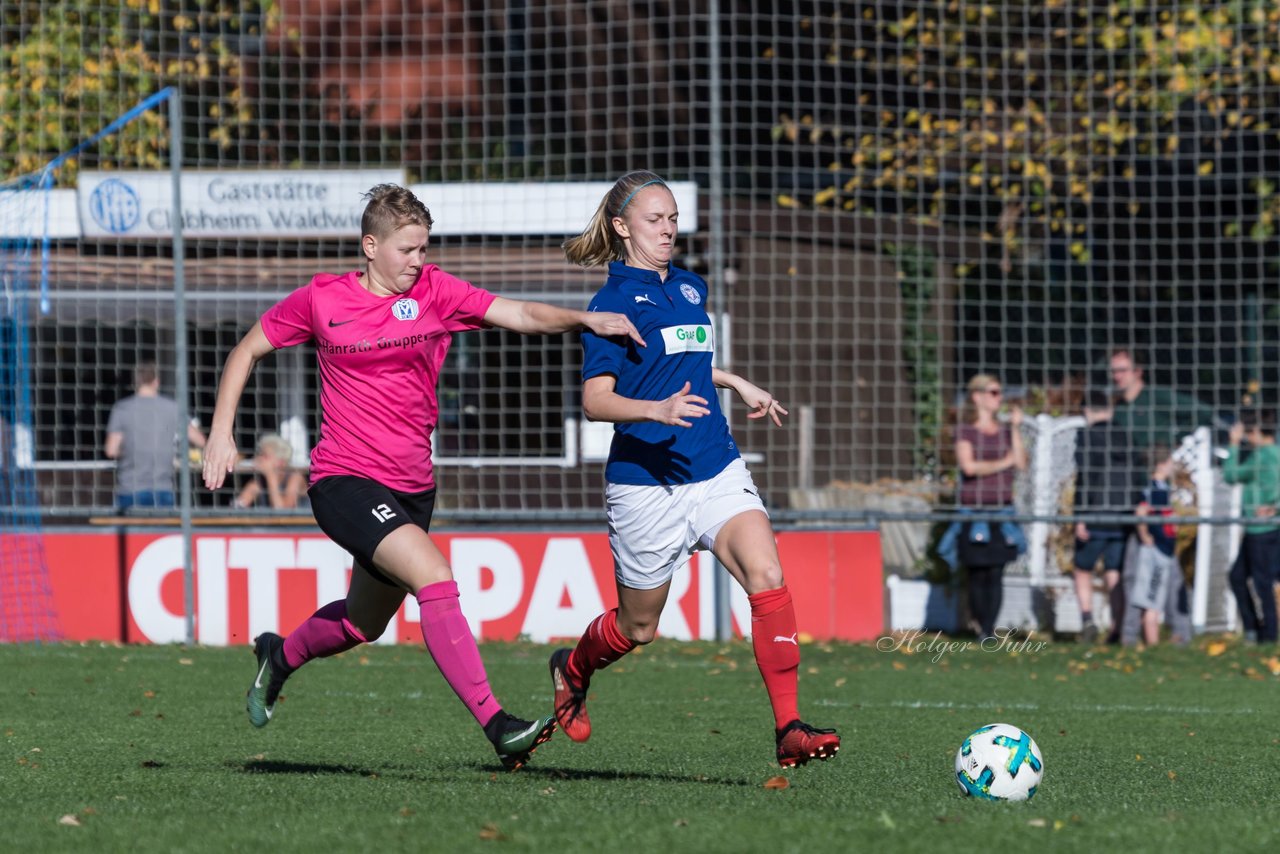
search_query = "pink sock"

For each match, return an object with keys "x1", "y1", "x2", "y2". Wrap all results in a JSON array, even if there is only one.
[
  {"x1": 282, "y1": 600, "x2": 367, "y2": 670},
  {"x1": 416, "y1": 580, "x2": 500, "y2": 727}
]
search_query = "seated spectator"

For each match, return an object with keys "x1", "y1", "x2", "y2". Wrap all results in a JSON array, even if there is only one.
[{"x1": 233, "y1": 433, "x2": 308, "y2": 510}]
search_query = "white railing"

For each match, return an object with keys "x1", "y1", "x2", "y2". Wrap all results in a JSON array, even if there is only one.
[{"x1": 1019, "y1": 420, "x2": 1240, "y2": 634}]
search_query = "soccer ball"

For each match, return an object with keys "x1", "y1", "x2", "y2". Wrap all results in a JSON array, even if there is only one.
[{"x1": 954, "y1": 723, "x2": 1043, "y2": 801}]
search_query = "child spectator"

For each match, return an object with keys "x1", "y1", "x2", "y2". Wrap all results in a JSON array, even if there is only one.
[
  {"x1": 1129, "y1": 444, "x2": 1182, "y2": 646},
  {"x1": 1224, "y1": 408, "x2": 1280, "y2": 643}
]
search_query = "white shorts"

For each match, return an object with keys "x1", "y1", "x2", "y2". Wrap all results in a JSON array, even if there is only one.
[{"x1": 605, "y1": 457, "x2": 768, "y2": 590}]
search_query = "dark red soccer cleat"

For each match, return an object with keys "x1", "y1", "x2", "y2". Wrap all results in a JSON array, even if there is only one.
[
  {"x1": 776, "y1": 719, "x2": 840, "y2": 767},
  {"x1": 549, "y1": 648, "x2": 592, "y2": 743}
]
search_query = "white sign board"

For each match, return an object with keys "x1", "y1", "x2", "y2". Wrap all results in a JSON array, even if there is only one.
[
  {"x1": 410, "y1": 181, "x2": 699, "y2": 235},
  {"x1": 77, "y1": 170, "x2": 404, "y2": 239},
  {"x1": 0, "y1": 189, "x2": 81, "y2": 239}
]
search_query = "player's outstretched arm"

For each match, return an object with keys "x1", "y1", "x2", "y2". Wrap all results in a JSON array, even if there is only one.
[
  {"x1": 583, "y1": 376, "x2": 709, "y2": 427},
  {"x1": 483, "y1": 297, "x2": 645, "y2": 346},
  {"x1": 712, "y1": 368, "x2": 788, "y2": 427},
  {"x1": 203, "y1": 322, "x2": 277, "y2": 491}
]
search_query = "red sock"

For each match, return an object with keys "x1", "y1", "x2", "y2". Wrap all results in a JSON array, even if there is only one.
[
  {"x1": 749, "y1": 585, "x2": 800, "y2": 730},
  {"x1": 567, "y1": 608, "x2": 635, "y2": 688}
]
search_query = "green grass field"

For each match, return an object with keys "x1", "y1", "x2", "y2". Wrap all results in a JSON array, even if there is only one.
[{"x1": 3, "y1": 634, "x2": 1278, "y2": 853}]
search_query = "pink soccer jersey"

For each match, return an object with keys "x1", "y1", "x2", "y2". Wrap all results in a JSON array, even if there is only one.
[{"x1": 260, "y1": 267, "x2": 497, "y2": 492}]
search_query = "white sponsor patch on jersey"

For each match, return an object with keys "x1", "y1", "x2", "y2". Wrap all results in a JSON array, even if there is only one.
[{"x1": 660, "y1": 324, "x2": 714, "y2": 353}]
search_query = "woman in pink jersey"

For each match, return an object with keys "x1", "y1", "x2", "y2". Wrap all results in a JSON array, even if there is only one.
[{"x1": 201, "y1": 184, "x2": 642, "y2": 770}]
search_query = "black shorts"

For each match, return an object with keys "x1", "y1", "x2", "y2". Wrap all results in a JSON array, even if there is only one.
[
  {"x1": 308, "y1": 475, "x2": 436, "y2": 586},
  {"x1": 1073, "y1": 534, "x2": 1127, "y2": 572}
]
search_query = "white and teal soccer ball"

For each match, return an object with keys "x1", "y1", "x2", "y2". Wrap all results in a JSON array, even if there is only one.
[{"x1": 954, "y1": 723, "x2": 1043, "y2": 801}]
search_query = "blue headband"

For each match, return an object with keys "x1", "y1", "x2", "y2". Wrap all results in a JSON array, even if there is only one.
[{"x1": 618, "y1": 179, "x2": 667, "y2": 214}]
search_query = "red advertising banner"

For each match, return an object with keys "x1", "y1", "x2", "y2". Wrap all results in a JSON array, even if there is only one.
[{"x1": 37, "y1": 528, "x2": 882, "y2": 644}]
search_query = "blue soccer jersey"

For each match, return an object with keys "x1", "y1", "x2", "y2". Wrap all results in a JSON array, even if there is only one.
[
  {"x1": 1140, "y1": 479, "x2": 1177, "y2": 557},
  {"x1": 582, "y1": 262, "x2": 739, "y2": 485}
]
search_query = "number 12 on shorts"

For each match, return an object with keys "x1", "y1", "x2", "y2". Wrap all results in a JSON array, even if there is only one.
[{"x1": 372, "y1": 504, "x2": 397, "y2": 522}]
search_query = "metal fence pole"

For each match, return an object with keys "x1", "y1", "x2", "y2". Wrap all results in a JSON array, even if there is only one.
[
  {"x1": 168, "y1": 90, "x2": 195, "y2": 646},
  {"x1": 707, "y1": 0, "x2": 733, "y2": 643}
]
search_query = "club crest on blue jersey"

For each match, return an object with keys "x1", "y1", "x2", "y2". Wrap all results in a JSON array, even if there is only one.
[
  {"x1": 679, "y1": 283, "x2": 701, "y2": 305},
  {"x1": 392, "y1": 298, "x2": 419, "y2": 321}
]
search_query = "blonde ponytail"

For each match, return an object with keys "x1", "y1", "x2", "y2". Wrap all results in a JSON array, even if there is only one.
[{"x1": 563, "y1": 170, "x2": 668, "y2": 267}]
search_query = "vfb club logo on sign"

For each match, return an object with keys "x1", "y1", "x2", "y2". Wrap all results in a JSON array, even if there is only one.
[{"x1": 88, "y1": 179, "x2": 141, "y2": 234}]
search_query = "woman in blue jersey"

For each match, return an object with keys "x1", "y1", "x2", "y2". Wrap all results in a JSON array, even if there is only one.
[{"x1": 548, "y1": 171, "x2": 840, "y2": 767}]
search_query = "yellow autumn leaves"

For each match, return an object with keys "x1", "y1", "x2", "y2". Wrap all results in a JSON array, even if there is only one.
[
  {"x1": 768, "y1": 3, "x2": 1280, "y2": 246},
  {"x1": 0, "y1": 2, "x2": 262, "y2": 182}
]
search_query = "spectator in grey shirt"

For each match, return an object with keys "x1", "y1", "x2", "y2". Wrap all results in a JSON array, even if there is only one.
[{"x1": 105, "y1": 361, "x2": 206, "y2": 511}]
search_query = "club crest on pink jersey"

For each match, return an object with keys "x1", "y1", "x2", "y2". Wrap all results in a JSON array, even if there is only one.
[{"x1": 392, "y1": 298, "x2": 419, "y2": 321}]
